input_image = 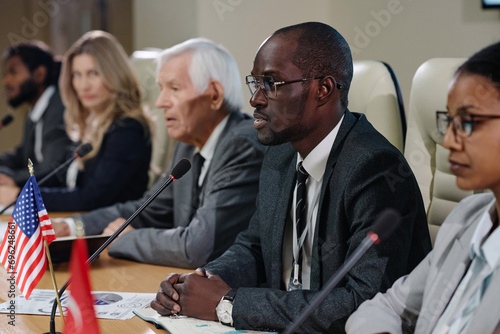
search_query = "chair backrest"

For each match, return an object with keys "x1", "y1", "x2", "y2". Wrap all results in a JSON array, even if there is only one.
[
  {"x1": 130, "y1": 49, "x2": 177, "y2": 188},
  {"x1": 348, "y1": 60, "x2": 406, "y2": 152},
  {"x1": 404, "y1": 58, "x2": 485, "y2": 244}
]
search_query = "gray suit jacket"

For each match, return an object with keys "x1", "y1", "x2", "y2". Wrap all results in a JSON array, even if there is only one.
[
  {"x1": 205, "y1": 111, "x2": 431, "y2": 333},
  {"x1": 346, "y1": 193, "x2": 500, "y2": 334},
  {"x1": 78, "y1": 111, "x2": 266, "y2": 268},
  {"x1": 0, "y1": 87, "x2": 71, "y2": 187}
]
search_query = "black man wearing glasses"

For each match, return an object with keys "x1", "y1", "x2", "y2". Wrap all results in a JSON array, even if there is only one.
[{"x1": 152, "y1": 22, "x2": 432, "y2": 333}]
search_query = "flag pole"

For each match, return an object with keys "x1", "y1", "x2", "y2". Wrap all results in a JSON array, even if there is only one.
[
  {"x1": 28, "y1": 159, "x2": 65, "y2": 325},
  {"x1": 45, "y1": 241, "x2": 65, "y2": 325}
]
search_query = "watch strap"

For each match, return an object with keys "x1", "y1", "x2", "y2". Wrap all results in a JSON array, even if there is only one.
[
  {"x1": 217, "y1": 288, "x2": 237, "y2": 327},
  {"x1": 223, "y1": 288, "x2": 237, "y2": 302}
]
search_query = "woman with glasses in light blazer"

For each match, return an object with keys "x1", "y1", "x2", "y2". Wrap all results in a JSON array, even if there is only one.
[{"x1": 347, "y1": 40, "x2": 500, "y2": 334}]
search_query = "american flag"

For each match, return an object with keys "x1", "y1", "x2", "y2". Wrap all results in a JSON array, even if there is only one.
[{"x1": 0, "y1": 176, "x2": 56, "y2": 299}]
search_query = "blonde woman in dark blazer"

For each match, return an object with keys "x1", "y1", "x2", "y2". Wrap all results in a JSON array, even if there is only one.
[{"x1": 40, "y1": 30, "x2": 151, "y2": 211}]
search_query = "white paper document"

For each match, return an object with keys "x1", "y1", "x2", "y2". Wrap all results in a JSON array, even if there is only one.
[
  {"x1": 0, "y1": 289, "x2": 155, "y2": 320},
  {"x1": 134, "y1": 308, "x2": 277, "y2": 334}
]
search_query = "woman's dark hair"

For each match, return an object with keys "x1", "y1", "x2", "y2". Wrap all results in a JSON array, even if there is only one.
[{"x1": 457, "y1": 41, "x2": 500, "y2": 90}]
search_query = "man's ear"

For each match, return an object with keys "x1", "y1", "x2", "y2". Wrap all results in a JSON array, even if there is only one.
[
  {"x1": 32, "y1": 65, "x2": 47, "y2": 86},
  {"x1": 208, "y1": 80, "x2": 225, "y2": 110},
  {"x1": 316, "y1": 76, "x2": 337, "y2": 107}
]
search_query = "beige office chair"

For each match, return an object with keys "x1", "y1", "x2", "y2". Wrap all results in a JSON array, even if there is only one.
[
  {"x1": 404, "y1": 58, "x2": 486, "y2": 244},
  {"x1": 348, "y1": 60, "x2": 406, "y2": 152},
  {"x1": 130, "y1": 49, "x2": 177, "y2": 188}
]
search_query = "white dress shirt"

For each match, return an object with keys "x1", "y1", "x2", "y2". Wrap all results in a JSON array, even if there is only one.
[
  {"x1": 282, "y1": 115, "x2": 344, "y2": 290},
  {"x1": 29, "y1": 85, "x2": 56, "y2": 163},
  {"x1": 196, "y1": 115, "x2": 229, "y2": 187}
]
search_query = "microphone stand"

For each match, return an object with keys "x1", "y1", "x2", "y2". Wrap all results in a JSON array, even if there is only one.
[
  {"x1": 0, "y1": 158, "x2": 75, "y2": 214},
  {"x1": 282, "y1": 208, "x2": 401, "y2": 334},
  {"x1": 45, "y1": 160, "x2": 190, "y2": 333},
  {"x1": 0, "y1": 144, "x2": 91, "y2": 215},
  {"x1": 282, "y1": 235, "x2": 378, "y2": 334}
]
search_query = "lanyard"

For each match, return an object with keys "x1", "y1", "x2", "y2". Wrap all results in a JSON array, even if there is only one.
[{"x1": 291, "y1": 187, "x2": 320, "y2": 285}]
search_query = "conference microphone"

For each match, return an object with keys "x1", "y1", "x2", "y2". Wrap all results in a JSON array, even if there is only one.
[
  {"x1": 45, "y1": 158, "x2": 191, "y2": 334},
  {"x1": 38, "y1": 143, "x2": 93, "y2": 186},
  {"x1": 0, "y1": 143, "x2": 93, "y2": 215},
  {"x1": 0, "y1": 114, "x2": 13, "y2": 130},
  {"x1": 282, "y1": 208, "x2": 402, "y2": 334}
]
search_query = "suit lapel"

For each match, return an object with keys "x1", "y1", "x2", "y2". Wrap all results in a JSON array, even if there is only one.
[
  {"x1": 177, "y1": 113, "x2": 244, "y2": 225},
  {"x1": 202, "y1": 111, "x2": 243, "y2": 188},
  {"x1": 320, "y1": 110, "x2": 357, "y2": 182},
  {"x1": 310, "y1": 110, "x2": 358, "y2": 290},
  {"x1": 270, "y1": 149, "x2": 297, "y2": 288},
  {"x1": 179, "y1": 145, "x2": 198, "y2": 223},
  {"x1": 210, "y1": 112, "x2": 243, "y2": 159}
]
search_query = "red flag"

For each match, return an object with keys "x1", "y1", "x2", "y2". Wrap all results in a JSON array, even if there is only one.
[
  {"x1": 0, "y1": 175, "x2": 56, "y2": 299},
  {"x1": 64, "y1": 237, "x2": 101, "y2": 334}
]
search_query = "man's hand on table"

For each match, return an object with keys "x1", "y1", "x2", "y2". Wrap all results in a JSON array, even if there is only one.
[
  {"x1": 151, "y1": 268, "x2": 231, "y2": 321},
  {"x1": 103, "y1": 218, "x2": 135, "y2": 235},
  {"x1": 52, "y1": 219, "x2": 71, "y2": 237}
]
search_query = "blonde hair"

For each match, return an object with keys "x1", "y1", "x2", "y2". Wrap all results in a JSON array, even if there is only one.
[{"x1": 59, "y1": 30, "x2": 149, "y2": 164}]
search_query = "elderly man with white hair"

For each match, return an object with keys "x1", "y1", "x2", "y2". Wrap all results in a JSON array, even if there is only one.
[{"x1": 53, "y1": 38, "x2": 266, "y2": 268}]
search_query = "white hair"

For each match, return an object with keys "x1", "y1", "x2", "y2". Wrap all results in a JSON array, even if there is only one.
[{"x1": 157, "y1": 38, "x2": 244, "y2": 113}]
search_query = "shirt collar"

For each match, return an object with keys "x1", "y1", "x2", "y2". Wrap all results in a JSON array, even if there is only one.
[
  {"x1": 470, "y1": 199, "x2": 500, "y2": 269},
  {"x1": 29, "y1": 85, "x2": 56, "y2": 122},
  {"x1": 297, "y1": 114, "x2": 344, "y2": 182},
  {"x1": 198, "y1": 114, "x2": 229, "y2": 161}
]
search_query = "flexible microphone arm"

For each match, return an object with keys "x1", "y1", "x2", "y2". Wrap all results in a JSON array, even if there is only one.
[
  {"x1": 282, "y1": 208, "x2": 402, "y2": 334},
  {"x1": 45, "y1": 158, "x2": 191, "y2": 334},
  {"x1": 0, "y1": 143, "x2": 93, "y2": 215},
  {"x1": 39, "y1": 143, "x2": 93, "y2": 186}
]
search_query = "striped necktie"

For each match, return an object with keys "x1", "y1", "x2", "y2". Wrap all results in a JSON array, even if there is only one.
[{"x1": 289, "y1": 162, "x2": 309, "y2": 290}]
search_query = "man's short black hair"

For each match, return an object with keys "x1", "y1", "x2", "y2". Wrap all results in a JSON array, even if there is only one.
[
  {"x1": 3, "y1": 41, "x2": 59, "y2": 87},
  {"x1": 273, "y1": 22, "x2": 353, "y2": 109}
]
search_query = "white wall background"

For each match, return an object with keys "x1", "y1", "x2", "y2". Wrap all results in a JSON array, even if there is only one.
[{"x1": 133, "y1": 0, "x2": 500, "y2": 115}]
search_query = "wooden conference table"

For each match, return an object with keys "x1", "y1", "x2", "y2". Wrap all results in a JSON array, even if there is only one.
[{"x1": 0, "y1": 213, "x2": 192, "y2": 333}]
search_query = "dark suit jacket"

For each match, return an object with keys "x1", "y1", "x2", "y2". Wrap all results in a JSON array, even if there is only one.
[
  {"x1": 40, "y1": 117, "x2": 151, "y2": 211},
  {"x1": 79, "y1": 111, "x2": 267, "y2": 268},
  {"x1": 0, "y1": 87, "x2": 71, "y2": 187},
  {"x1": 205, "y1": 111, "x2": 432, "y2": 333}
]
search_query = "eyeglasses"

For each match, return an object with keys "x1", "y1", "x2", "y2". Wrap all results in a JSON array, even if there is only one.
[
  {"x1": 436, "y1": 111, "x2": 500, "y2": 137},
  {"x1": 245, "y1": 75, "x2": 344, "y2": 99}
]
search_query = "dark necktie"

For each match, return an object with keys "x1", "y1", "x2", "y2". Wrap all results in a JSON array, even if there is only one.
[
  {"x1": 289, "y1": 162, "x2": 309, "y2": 290},
  {"x1": 190, "y1": 153, "x2": 205, "y2": 214},
  {"x1": 295, "y1": 162, "x2": 309, "y2": 238}
]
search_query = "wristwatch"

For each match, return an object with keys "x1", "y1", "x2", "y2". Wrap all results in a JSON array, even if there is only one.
[{"x1": 216, "y1": 288, "x2": 237, "y2": 326}]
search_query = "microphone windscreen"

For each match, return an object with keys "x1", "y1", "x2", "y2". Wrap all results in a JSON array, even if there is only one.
[
  {"x1": 76, "y1": 143, "x2": 93, "y2": 157},
  {"x1": 370, "y1": 208, "x2": 401, "y2": 242},
  {"x1": 170, "y1": 158, "x2": 191, "y2": 180},
  {"x1": 1, "y1": 114, "x2": 14, "y2": 126}
]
